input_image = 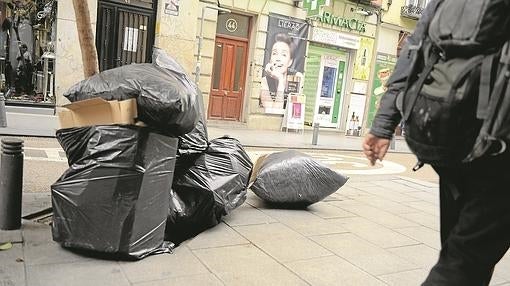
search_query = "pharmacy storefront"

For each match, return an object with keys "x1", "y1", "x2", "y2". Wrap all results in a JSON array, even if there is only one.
[{"x1": 303, "y1": 6, "x2": 377, "y2": 134}]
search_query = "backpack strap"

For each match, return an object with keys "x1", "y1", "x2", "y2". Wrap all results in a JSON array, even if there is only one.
[
  {"x1": 464, "y1": 41, "x2": 510, "y2": 162},
  {"x1": 403, "y1": 49, "x2": 441, "y2": 121},
  {"x1": 477, "y1": 54, "x2": 495, "y2": 119}
]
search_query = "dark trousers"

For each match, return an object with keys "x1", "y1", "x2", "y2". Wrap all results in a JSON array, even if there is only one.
[{"x1": 422, "y1": 154, "x2": 510, "y2": 286}]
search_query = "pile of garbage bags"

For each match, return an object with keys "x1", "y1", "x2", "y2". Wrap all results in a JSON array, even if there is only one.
[
  {"x1": 250, "y1": 150, "x2": 348, "y2": 207},
  {"x1": 51, "y1": 48, "x2": 348, "y2": 261},
  {"x1": 168, "y1": 136, "x2": 252, "y2": 244},
  {"x1": 51, "y1": 49, "x2": 251, "y2": 260}
]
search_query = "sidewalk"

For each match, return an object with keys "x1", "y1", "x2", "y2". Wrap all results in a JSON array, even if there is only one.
[
  {"x1": 3, "y1": 128, "x2": 509, "y2": 286},
  {"x1": 2, "y1": 175, "x2": 509, "y2": 286}
]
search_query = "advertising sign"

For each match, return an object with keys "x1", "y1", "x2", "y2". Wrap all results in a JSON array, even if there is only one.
[{"x1": 259, "y1": 13, "x2": 309, "y2": 115}]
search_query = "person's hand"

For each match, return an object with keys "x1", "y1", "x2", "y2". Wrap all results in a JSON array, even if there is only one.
[
  {"x1": 264, "y1": 62, "x2": 286, "y2": 82},
  {"x1": 362, "y1": 133, "x2": 390, "y2": 166}
]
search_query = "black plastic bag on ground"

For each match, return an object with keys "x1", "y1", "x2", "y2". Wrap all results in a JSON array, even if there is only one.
[
  {"x1": 166, "y1": 136, "x2": 252, "y2": 244},
  {"x1": 63, "y1": 48, "x2": 199, "y2": 135},
  {"x1": 52, "y1": 125, "x2": 178, "y2": 260},
  {"x1": 249, "y1": 150, "x2": 348, "y2": 207}
]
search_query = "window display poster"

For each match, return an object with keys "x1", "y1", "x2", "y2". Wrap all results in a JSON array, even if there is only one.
[
  {"x1": 345, "y1": 94, "x2": 366, "y2": 136},
  {"x1": 259, "y1": 13, "x2": 309, "y2": 115},
  {"x1": 352, "y1": 37, "x2": 374, "y2": 81},
  {"x1": 366, "y1": 53, "x2": 397, "y2": 129},
  {"x1": 282, "y1": 95, "x2": 306, "y2": 131}
]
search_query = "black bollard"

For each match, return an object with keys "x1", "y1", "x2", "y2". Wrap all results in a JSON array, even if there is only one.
[
  {"x1": 0, "y1": 138, "x2": 24, "y2": 230},
  {"x1": 312, "y1": 123, "x2": 319, "y2": 145}
]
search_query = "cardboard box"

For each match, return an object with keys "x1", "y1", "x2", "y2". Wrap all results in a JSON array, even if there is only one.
[{"x1": 58, "y1": 98, "x2": 137, "y2": 129}]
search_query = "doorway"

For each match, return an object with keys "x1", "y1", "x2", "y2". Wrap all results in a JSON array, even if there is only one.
[
  {"x1": 303, "y1": 44, "x2": 349, "y2": 128},
  {"x1": 208, "y1": 37, "x2": 248, "y2": 121},
  {"x1": 96, "y1": 0, "x2": 157, "y2": 71}
]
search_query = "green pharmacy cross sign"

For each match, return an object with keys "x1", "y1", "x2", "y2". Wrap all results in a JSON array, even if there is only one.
[{"x1": 303, "y1": 0, "x2": 327, "y2": 16}]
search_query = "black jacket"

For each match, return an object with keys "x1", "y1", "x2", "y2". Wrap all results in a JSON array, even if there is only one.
[{"x1": 369, "y1": 0, "x2": 441, "y2": 139}]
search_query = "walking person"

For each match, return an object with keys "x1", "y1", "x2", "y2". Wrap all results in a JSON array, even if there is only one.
[{"x1": 363, "y1": 0, "x2": 510, "y2": 285}]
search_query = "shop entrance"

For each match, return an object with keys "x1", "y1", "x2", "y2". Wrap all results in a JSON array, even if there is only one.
[
  {"x1": 208, "y1": 37, "x2": 247, "y2": 120},
  {"x1": 303, "y1": 44, "x2": 349, "y2": 128},
  {"x1": 96, "y1": 0, "x2": 156, "y2": 71}
]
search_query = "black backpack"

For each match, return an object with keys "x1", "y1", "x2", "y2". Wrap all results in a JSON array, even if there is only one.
[{"x1": 400, "y1": 0, "x2": 510, "y2": 168}]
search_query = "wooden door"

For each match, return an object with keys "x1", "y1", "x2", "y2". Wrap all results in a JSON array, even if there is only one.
[{"x1": 208, "y1": 37, "x2": 247, "y2": 120}]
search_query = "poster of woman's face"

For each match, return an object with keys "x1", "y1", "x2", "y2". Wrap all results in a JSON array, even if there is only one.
[{"x1": 259, "y1": 13, "x2": 308, "y2": 115}]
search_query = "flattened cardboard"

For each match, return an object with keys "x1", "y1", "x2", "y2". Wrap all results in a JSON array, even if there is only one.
[{"x1": 58, "y1": 98, "x2": 137, "y2": 129}]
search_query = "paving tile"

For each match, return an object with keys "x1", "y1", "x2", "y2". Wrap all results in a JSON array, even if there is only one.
[
  {"x1": 258, "y1": 208, "x2": 349, "y2": 236},
  {"x1": 193, "y1": 244, "x2": 308, "y2": 286},
  {"x1": 311, "y1": 233, "x2": 419, "y2": 276},
  {"x1": 0, "y1": 243, "x2": 24, "y2": 266},
  {"x1": 396, "y1": 176, "x2": 439, "y2": 188},
  {"x1": 133, "y1": 274, "x2": 224, "y2": 286},
  {"x1": 119, "y1": 246, "x2": 209, "y2": 284},
  {"x1": 186, "y1": 222, "x2": 249, "y2": 250},
  {"x1": 24, "y1": 149, "x2": 47, "y2": 158},
  {"x1": 285, "y1": 255, "x2": 387, "y2": 286},
  {"x1": 399, "y1": 212, "x2": 439, "y2": 231},
  {"x1": 324, "y1": 198, "x2": 364, "y2": 209},
  {"x1": 348, "y1": 182, "x2": 378, "y2": 188},
  {"x1": 234, "y1": 223, "x2": 332, "y2": 263},
  {"x1": 21, "y1": 221, "x2": 52, "y2": 243},
  {"x1": 22, "y1": 193, "x2": 52, "y2": 217},
  {"x1": 27, "y1": 260, "x2": 130, "y2": 286},
  {"x1": 406, "y1": 201, "x2": 439, "y2": 216},
  {"x1": 378, "y1": 269, "x2": 429, "y2": 286},
  {"x1": 404, "y1": 191, "x2": 439, "y2": 205},
  {"x1": 0, "y1": 257, "x2": 25, "y2": 286},
  {"x1": 323, "y1": 191, "x2": 349, "y2": 202},
  {"x1": 332, "y1": 185, "x2": 369, "y2": 198},
  {"x1": 353, "y1": 196, "x2": 419, "y2": 214},
  {"x1": 23, "y1": 240, "x2": 91, "y2": 266},
  {"x1": 307, "y1": 202, "x2": 357, "y2": 219},
  {"x1": 223, "y1": 204, "x2": 277, "y2": 227},
  {"x1": 387, "y1": 244, "x2": 438, "y2": 269},
  {"x1": 395, "y1": 226, "x2": 441, "y2": 250},
  {"x1": 333, "y1": 204, "x2": 418, "y2": 229},
  {"x1": 371, "y1": 180, "x2": 422, "y2": 193},
  {"x1": 333, "y1": 217, "x2": 419, "y2": 249},
  {"x1": 358, "y1": 186, "x2": 421, "y2": 203},
  {"x1": 0, "y1": 229, "x2": 22, "y2": 244}
]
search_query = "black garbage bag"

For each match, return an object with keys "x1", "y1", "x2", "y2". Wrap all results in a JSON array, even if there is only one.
[
  {"x1": 166, "y1": 136, "x2": 252, "y2": 244},
  {"x1": 63, "y1": 48, "x2": 199, "y2": 135},
  {"x1": 177, "y1": 92, "x2": 209, "y2": 156},
  {"x1": 249, "y1": 150, "x2": 348, "y2": 207},
  {"x1": 52, "y1": 125, "x2": 178, "y2": 260}
]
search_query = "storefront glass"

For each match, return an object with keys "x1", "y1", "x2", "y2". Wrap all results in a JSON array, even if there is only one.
[
  {"x1": 0, "y1": 0, "x2": 57, "y2": 106},
  {"x1": 303, "y1": 43, "x2": 348, "y2": 128}
]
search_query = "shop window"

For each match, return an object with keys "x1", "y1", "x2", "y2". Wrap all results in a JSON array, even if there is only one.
[{"x1": 0, "y1": 0, "x2": 57, "y2": 106}]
